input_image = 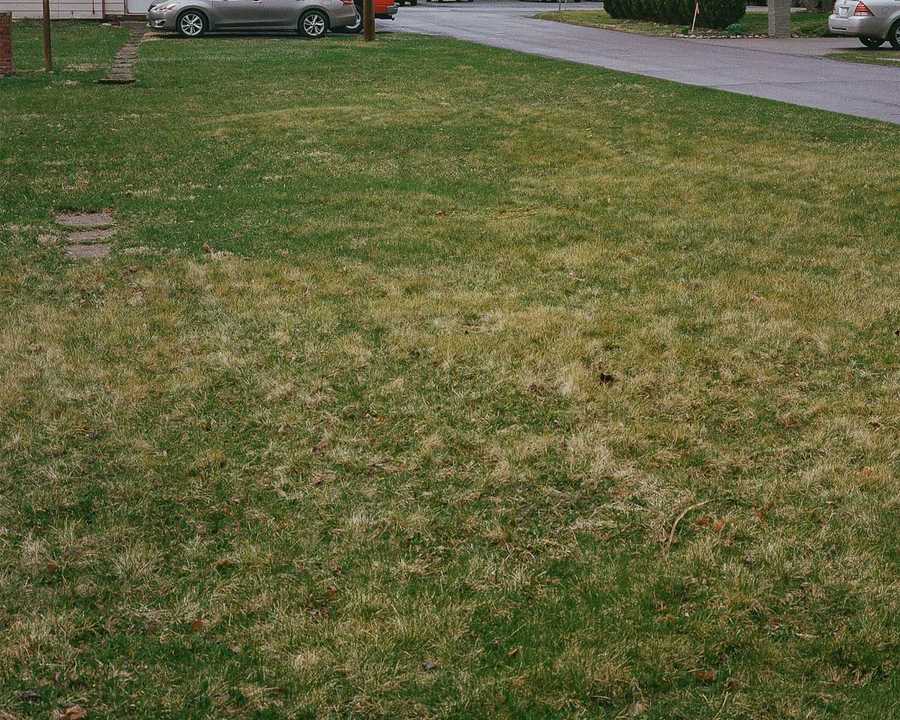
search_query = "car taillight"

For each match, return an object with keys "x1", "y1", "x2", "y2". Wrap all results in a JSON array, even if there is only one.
[
  {"x1": 853, "y1": 2, "x2": 873, "y2": 15},
  {"x1": 340, "y1": 0, "x2": 354, "y2": 5}
]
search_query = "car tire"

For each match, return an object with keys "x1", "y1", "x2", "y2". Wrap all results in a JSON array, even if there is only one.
[
  {"x1": 299, "y1": 9, "x2": 329, "y2": 38},
  {"x1": 177, "y1": 9, "x2": 207, "y2": 37},
  {"x1": 889, "y1": 20, "x2": 900, "y2": 49},
  {"x1": 859, "y1": 35, "x2": 884, "y2": 48},
  {"x1": 335, "y1": 7, "x2": 363, "y2": 33}
]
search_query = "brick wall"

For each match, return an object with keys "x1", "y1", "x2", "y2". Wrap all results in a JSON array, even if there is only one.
[{"x1": 0, "y1": 13, "x2": 12, "y2": 77}]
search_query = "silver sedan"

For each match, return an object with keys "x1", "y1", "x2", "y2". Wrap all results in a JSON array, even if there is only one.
[
  {"x1": 829, "y1": 0, "x2": 900, "y2": 48},
  {"x1": 147, "y1": 0, "x2": 358, "y2": 38}
]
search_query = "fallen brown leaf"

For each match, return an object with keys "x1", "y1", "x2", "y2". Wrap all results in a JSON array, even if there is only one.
[
  {"x1": 628, "y1": 701, "x2": 648, "y2": 716},
  {"x1": 59, "y1": 706, "x2": 87, "y2": 720},
  {"x1": 312, "y1": 438, "x2": 328, "y2": 455}
]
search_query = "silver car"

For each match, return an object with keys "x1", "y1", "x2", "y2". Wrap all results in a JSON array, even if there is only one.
[
  {"x1": 829, "y1": 0, "x2": 900, "y2": 48},
  {"x1": 146, "y1": 0, "x2": 358, "y2": 38}
]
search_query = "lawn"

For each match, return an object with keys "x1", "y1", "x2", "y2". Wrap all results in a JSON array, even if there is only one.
[
  {"x1": 2, "y1": 20, "x2": 900, "y2": 720},
  {"x1": 827, "y1": 48, "x2": 900, "y2": 66},
  {"x1": 3, "y1": 20, "x2": 127, "y2": 74},
  {"x1": 539, "y1": 9, "x2": 832, "y2": 36}
]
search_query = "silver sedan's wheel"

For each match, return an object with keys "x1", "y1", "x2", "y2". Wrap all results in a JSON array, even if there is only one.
[
  {"x1": 334, "y1": 7, "x2": 362, "y2": 33},
  {"x1": 344, "y1": 8, "x2": 363, "y2": 32},
  {"x1": 177, "y1": 10, "x2": 206, "y2": 37},
  {"x1": 859, "y1": 35, "x2": 884, "y2": 48},
  {"x1": 299, "y1": 9, "x2": 328, "y2": 38},
  {"x1": 890, "y1": 20, "x2": 900, "y2": 50}
]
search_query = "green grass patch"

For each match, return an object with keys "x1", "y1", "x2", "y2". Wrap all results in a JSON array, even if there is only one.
[
  {"x1": 6, "y1": 19, "x2": 128, "y2": 76},
  {"x1": 2, "y1": 20, "x2": 900, "y2": 720},
  {"x1": 827, "y1": 48, "x2": 900, "y2": 66},
  {"x1": 539, "y1": 9, "x2": 832, "y2": 36},
  {"x1": 741, "y1": 10, "x2": 831, "y2": 36}
]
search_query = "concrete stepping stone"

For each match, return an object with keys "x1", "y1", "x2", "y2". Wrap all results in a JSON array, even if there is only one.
[
  {"x1": 66, "y1": 243, "x2": 111, "y2": 260},
  {"x1": 56, "y1": 211, "x2": 115, "y2": 228},
  {"x1": 68, "y1": 228, "x2": 116, "y2": 243}
]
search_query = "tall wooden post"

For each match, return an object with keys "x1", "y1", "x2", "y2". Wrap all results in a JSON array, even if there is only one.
[
  {"x1": 42, "y1": 0, "x2": 52, "y2": 71},
  {"x1": 0, "y1": 13, "x2": 13, "y2": 78},
  {"x1": 364, "y1": 0, "x2": 374, "y2": 41}
]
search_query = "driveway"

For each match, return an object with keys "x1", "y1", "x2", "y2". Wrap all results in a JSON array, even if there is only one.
[{"x1": 391, "y1": 1, "x2": 900, "y2": 124}]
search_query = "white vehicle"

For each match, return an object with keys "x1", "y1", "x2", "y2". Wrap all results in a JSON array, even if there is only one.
[{"x1": 829, "y1": 0, "x2": 900, "y2": 49}]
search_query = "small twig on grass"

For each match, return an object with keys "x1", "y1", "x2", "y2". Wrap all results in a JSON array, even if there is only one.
[{"x1": 665, "y1": 500, "x2": 710, "y2": 554}]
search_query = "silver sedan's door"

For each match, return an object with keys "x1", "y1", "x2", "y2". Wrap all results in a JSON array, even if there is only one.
[
  {"x1": 261, "y1": 0, "x2": 301, "y2": 27},
  {"x1": 212, "y1": 0, "x2": 267, "y2": 28}
]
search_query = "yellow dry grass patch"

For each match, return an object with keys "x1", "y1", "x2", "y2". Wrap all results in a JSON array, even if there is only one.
[{"x1": 1, "y1": 26, "x2": 898, "y2": 719}]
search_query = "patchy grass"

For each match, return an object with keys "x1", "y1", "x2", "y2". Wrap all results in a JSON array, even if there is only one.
[
  {"x1": 739, "y1": 10, "x2": 831, "y2": 36},
  {"x1": 2, "y1": 20, "x2": 900, "y2": 720},
  {"x1": 827, "y1": 47, "x2": 900, "y2": 66},
  {"x1": 6, "y1": 20, "x2": 128, "y2": 75},
  {"x1": 538, "y1": 9, "x2": 682, "y2": 35},
  {"x1": 539, "y1": 9, "x2": 832, "y2": 36}
]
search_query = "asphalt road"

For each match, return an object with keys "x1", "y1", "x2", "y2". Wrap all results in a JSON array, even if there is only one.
[{"x1": 390, "y1": 1, "x2": 900, "y2": 124}]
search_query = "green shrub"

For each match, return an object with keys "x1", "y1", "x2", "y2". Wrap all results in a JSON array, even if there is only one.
[
  {"x1": 697, "y1": 0, "x2": 745, "y2": 28},
  {"x1": 605, "y1": 0, "x2": 626, "y2": 18},
  {"x1": 604, "y1": 0, "x2": 745, "y2": 28},
  {"x1": 725, "y1": 21, "x2": 745, "y2": 33}
]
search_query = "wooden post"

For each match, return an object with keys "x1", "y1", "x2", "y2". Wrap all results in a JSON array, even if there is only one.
[
  {"x1": 42, "y1": 0, "x2": 52, "y2": 72},
  {"x1": 363, "y1": 0, "x2": 374, "y2": 41},
  {"x1": 0, "y1": 13, "x2": 13, "y2": 78}
]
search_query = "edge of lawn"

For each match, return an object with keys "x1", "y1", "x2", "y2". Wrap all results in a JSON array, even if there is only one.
[
  {"x1": 535, "y1": 9, "x2": 833, "y2": 38},
  {"x1": 824, "y1": 49, "x2": 900, "y2": 67},
  {"x1": 535, "y1": 10, "x2": 900, "y2": 67}
]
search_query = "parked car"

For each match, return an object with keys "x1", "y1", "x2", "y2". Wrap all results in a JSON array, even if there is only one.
[
  {"x1": 333, "y1": 0, "x2": 398, "y2": 33},
  {"x1": 828, "y1": 0, "x2": 900, "y2": 48},
  {"x1": 146, "y1": 0, "x2": 357, "y2": 38}
]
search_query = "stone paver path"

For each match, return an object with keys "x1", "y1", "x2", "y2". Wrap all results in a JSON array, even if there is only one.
[
  {"x1": 68, "y1": 228, "x2": 116, "y2": 243},
  {"x1": 99, "y1": 24, "x2": 146, "y2": 85},
  {"x1": 56, "y1": 212, "x2": 116, "y2": 260},
  {"x1": 66, "y1": 243, "x2": 113, "y2": 260},
  {"x1": 57, "y1": 212, "x2": 115, "y2": 228}
]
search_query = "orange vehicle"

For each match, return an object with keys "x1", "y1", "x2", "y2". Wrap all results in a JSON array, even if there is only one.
[{"x1": 335, "y1": 0, "x2": 398, "y2": 31}]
